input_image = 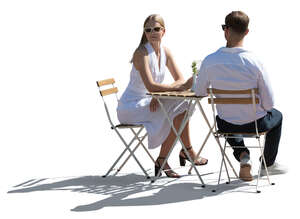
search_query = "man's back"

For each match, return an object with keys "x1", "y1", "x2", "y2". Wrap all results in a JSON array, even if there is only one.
[{"x1": 195, "y1": 47, "x2": 274, "y2": 125}]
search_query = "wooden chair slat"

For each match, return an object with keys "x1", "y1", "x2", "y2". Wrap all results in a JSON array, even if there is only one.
[
  {"x1": 208, "y1": 98, "x2": 259, "y2": 104},
  {"x1": 100, "y1": 87, "x2": 118, "y2": 96},
  {"x1": 97, "y1": 78, "x2": 115, "y2": 87},
  {"x1": 207, "y1": 88, "x2": 258, "y2": 94}
]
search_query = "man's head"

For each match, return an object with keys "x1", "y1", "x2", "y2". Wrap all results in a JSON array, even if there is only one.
[{"x1": 222, "y1": 11, "x2": 249, "y2": 46}]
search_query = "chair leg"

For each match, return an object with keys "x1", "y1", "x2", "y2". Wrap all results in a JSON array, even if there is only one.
[
  {"x1": 213, "y1": 137, "x2": 230, "y2": 192},
  {"x1": 222, "y1": 139, "x2": 231, "y2": 184},
  {"x1": 256, "y1": 135, "x2": 275, "y2": 193},
  {"x1": 217, "y1": 140, "x2": 225, "y2": 185},
  {"x1": 115, "y1": 128, "x2": 150, "y2": 178},
  {"x1": 103, "y1": 127, "x2": 150, "y2": 179},
  {"x1": 188, "y1": 127, "x2": 211, "y2": 175},
  {"x1": 222, "y1": 147, "x2": 238, "y2": 178},
  {"x1": 117, "y1": 130, "x2": 149, "y2": 173},
  {"x1": 102, "y1": 127, "x2": 144, "y2": 177},
  {"x1": 212, "y1": 135, "x2": 240, "y2": 192},
  {"x1": 130, "y1": 129, "x2": 155, "y2": 164},
  {"x1": 102, "y1": 146, "x2": 128, "y2": 178},
  {"x1": 116, "y1": 136, "x2": 145, "y2": 173},
  {"x1": 140, "y1": 139, "x2": 156, "y2": 163}
]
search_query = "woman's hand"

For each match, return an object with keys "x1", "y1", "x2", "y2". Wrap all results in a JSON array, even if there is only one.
[
  {"x1": 172, "y1": 83, "x2": 186, "y2": 91},
  {"x1": 150, "y1": 98, "x2": 159, "y2": 112},
  {"x1": 170, "y1": 80, "x2": 185, "y2": 91},
  {"x1": 172, "y1": 77, "x2": 193, "y2": 91},
  {"x1": 181, "y1": 77, "x2": 193, "y2": 90}
]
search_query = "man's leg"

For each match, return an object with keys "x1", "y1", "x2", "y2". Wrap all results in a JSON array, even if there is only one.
[
  {"x1": 216, "y1": 116, "x2": 250, "y2": 162},
  {"x1": 216, "y1": 116, "x2": 252, "y2": 181},
  {"x1": 258, "y1": 108, "x2": 283, "y2": 167}
]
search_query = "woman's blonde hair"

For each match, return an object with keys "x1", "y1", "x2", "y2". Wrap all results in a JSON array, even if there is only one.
[
  {"x1": 138, "y1": 14, "x2": 165, "y2": 47},
  {"x1": 130, "y1": 14, "x2": 165, "y2": 62}
]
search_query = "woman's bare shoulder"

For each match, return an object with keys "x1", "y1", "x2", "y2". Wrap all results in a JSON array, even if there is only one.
[
  {"x1": 163, "y1": 46, "x2": 172, "y2": 57},
  {"x1": 135, "y1": 45, "x2": 148, "y2": 56},
  {"x1": 133, "y1": 45, "x2": 148, "y2": 62}
]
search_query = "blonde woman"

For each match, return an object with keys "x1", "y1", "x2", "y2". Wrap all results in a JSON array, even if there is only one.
[{"x1": 117, "y1": 14, "x2": 208, "y2": 178}]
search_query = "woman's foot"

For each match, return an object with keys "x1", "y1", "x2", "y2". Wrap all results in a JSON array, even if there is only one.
[
  {"x1": 155, "y1": 157, "x2": 180, "y2": 178},
  {"x1": 179, "y1": 146, "x2": 208, "y2": 166}
]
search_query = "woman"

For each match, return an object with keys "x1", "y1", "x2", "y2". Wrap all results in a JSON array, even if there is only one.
[{"x1": 117, "y1": 14, "x2": 208, "y2": 178}]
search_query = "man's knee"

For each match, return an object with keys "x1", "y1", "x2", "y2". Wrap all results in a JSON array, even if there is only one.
[{"x1": 272, "y1": 108, "x2": 283, "y2": 124}]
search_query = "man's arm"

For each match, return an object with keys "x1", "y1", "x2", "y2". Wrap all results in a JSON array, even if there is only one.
[
  {"x1": 194, "y1": 62, "x2": 209, "y2": 96},
  {"x1": 257, "y1": 63, "x2": 274, "y2": 111}
]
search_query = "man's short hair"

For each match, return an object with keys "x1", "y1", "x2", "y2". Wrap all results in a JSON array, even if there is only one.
[{"x1": 225, "y1": 11, "x2": 249, "y2": 34}]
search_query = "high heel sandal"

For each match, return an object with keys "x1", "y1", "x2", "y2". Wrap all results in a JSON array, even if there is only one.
[
  {"x1": 179, "y1": 146, "x2": 208, "y2": 166},
  {"x1": 155, "y1": 157, "x2": 180, "y2": 178}
]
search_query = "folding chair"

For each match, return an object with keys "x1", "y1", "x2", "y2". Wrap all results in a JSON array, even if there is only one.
[
  {"x1": 207, "y1": 88, "x2": 274, "y2": 193},
  {"x1": 96, "y1": 78, "x2": 155, "y2": 179}
]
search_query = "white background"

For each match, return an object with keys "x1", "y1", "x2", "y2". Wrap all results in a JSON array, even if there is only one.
[{"x1": 0, "y1": 0, "x2": 299, "y2": 218}]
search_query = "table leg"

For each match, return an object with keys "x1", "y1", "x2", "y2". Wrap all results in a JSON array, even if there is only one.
[
  {"x1": 151, "y1": 98, "x2": 205, "y2": 186},
  {"x1": 196, "y1": 101, "x2": 238, "y2": 178}
]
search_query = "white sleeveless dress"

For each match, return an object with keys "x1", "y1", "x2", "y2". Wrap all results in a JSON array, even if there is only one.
[{"x1": 117, "y1": 42, "x2": 189, "y2": 149}]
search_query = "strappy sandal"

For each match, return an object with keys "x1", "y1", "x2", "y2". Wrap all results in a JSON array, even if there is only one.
[
  {"x1": 179, "y1": 146, "x2": 208, "y2": 166},
  {"x1": 155, "y1": 157, "x2": 180, "y2": 178}
]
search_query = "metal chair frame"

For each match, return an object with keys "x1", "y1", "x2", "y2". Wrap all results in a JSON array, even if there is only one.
[
  {"x1": 207, "y1": 88, "x2": 274, "y2": 193},
  {"x1": 96, "y1": 78, "x2": 155, "y2": 179}
]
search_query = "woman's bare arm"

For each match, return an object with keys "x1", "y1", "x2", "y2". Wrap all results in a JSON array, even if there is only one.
[
  {"x1": 133, "y1": 46, "x2": 181, "y2": 92},
  {"x1": 165, "y1": 47, "x2": 185, "y2": 87}
]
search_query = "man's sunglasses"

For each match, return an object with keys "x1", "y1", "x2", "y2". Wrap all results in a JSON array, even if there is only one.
[
  {"x1": 221, "y1": 24, "x2": 230, "y2": 31},
  {"x1": 144, "y1": 27, "x2": 163, "y2": 33}
]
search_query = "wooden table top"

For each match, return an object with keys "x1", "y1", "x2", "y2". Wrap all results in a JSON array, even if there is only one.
[{"x1": 147, "y1": 90, "x2": 206, "y2": 98}]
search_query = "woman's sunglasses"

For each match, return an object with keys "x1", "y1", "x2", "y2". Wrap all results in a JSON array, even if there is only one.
[{"x1": 144, "y1": 27, "x2": 163, "y2": 33}]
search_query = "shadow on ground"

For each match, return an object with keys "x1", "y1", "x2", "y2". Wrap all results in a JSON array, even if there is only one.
[{"x1": 8, "y1": 173, "x2": 249, "y2": 211}]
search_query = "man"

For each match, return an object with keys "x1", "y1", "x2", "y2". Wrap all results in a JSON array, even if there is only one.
[{"x1": 184, "y1": 11, "x2": 286, "y2": 181}]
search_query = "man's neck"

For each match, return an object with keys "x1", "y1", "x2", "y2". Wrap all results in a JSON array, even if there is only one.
[{"x1": 226, "y1": 40, "x2": 243, "y2": 48}]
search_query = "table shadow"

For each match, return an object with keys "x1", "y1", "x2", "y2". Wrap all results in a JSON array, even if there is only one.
[{"x1": 8, "y1": 173, "x2": 250, "y2": 212}]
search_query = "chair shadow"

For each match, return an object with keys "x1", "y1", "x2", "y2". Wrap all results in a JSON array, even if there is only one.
[{"x1": 8, "y1": 173, "x2": 249, "y2": 212}]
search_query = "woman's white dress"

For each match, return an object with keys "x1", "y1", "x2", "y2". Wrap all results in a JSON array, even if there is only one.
[{"x1": 117, "y1": 42, "x2": 188, "y2": 149}]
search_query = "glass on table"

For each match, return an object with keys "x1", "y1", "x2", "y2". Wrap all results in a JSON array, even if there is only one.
[{"x1": 191, "y1": 60, "x2": 202, "y2": 92}]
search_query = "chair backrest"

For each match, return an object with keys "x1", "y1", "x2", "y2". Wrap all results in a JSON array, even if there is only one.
[
  {"x1": 96, "y1": 78, "x2": 119, "y2": 127},
  {"x1": 96, "y1": 78, "x2": 118, "y2": 97},
  {"x1": 207, "y1": 88, "x2": 259, "y2": 104},
  {"x1": 207, "y1": 88, "x2": 260, "y2": 134}
]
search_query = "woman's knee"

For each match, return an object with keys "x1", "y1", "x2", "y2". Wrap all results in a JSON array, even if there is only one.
[{"x1": 173, "y1": 111, "x2": 186, "y2": 127}]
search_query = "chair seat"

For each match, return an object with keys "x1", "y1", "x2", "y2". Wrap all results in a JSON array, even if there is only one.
[
  {"x1": 215, "y1": 130, "x2": 268, "y2": 136},
  {"x1": 115, "y1": 124, "x2": 144, "y2": 129}
]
